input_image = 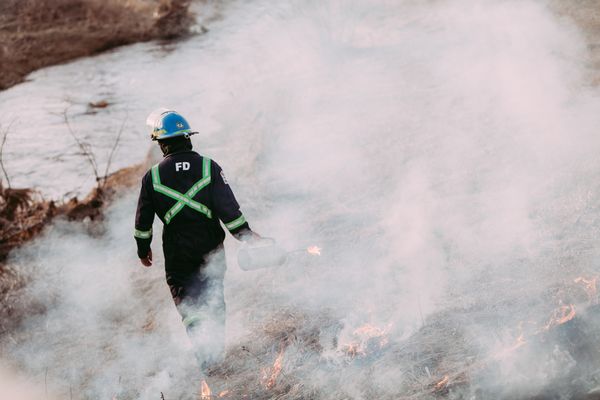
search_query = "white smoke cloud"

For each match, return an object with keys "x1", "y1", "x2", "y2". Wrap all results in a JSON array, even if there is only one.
[{"x1": 3, "y1": 0, "x2": 600, "y2": 398}]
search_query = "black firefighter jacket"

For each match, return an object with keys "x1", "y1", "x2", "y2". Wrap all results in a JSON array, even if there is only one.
[{"x1": 134, "y1": 150, "x2": 251, "y2": 265}]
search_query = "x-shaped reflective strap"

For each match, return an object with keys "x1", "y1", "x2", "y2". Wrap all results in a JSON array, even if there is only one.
[{"x1": 151, "y1": 157, "x2": 212, "y2": 224}]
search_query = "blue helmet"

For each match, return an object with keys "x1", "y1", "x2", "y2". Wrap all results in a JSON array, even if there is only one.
[{"x1": 146, "y1": 108, "x2": 197, "y2": 141}]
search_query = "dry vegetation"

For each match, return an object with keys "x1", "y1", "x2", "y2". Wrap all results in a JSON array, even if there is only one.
[
  {"x1": 0, "y1": 162, "x2": 147, "y2": 337},
  {"x1": 0, "y1": 0, "x2": 176, "y2": 334},
  {"x1": 0, "y1": 108, "x2": 147, "y2": 265},
  {"x1": 0, "y1": 0, "x2": 193, "y2": 90},
  {"x1": 0, "y1": 115, "x2": 148, "y2": 336},
  {"x1": 549, "y1": 0, "x2": 600, "y2": 85},
  {"x1": 200, "y1": 279, "x2": 600, "y2": 400}
]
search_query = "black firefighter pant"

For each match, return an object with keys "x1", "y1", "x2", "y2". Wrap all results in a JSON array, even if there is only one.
[{"x1": 163, "y1": 231, "x2": 226, "y2": 373}]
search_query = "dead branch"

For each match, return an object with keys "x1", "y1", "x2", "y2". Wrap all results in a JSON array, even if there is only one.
[
  {"x1": 0, "y1": 120, "x2": 15, "y2": 189},
  {"x1": 63, "y1": 107, "x2": 129, "y2": 190},
  {"x1": 101, "y1": 112, "x2": 128, "y2": 188},
  {"x1": 63, "y1": 108, "x2": 100, "y2": 183}
]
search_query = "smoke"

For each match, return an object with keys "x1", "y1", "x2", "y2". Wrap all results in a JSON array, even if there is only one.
[
  {"x1": 3, "y1": 0, "x2": 600, "y2": 398},
  {"x1": 0, "y1": 366, "x2": 47, "y2": 400}
]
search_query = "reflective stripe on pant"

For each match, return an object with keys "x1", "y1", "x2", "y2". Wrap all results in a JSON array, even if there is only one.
[{"x1": 164, "y1": 243, "x2": 226, "y2": 373}]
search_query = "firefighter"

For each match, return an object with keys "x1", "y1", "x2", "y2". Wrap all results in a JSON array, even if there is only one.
[{"x1": 134, "y1": 108, "x2": 258, "y2": 373}]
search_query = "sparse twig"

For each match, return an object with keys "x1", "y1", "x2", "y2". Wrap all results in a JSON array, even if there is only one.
[
  {"x1": 63, "y1": 109, "x2": 100, "y2": 182},
  {"x1": 0, "y1": 120, "x2": 15, "y2": 189},
  {"x1": 63, "y1": 107, "x2": 128, "y2": 190},
  {"x1": 160, "y1": 392, "x2": 165, "y2": 400},
  {"x1": 101, "y1": 112, "x2": 128, "y2": 187}
]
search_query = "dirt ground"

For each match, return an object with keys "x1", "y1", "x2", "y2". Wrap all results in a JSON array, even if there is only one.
[
  {"x1": 549, "y1": 0, "x2": 600, "y2": 85},
  {"x1": 0, "y1": 0, "x2": 193, "y2": 90}
]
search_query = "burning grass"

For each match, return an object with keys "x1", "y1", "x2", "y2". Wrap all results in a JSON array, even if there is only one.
[
  {"x1": 193, "y1": 274, "x2": 600, "y2": 400},
  {"x1": 0, "y1": 0, "x2": 193, "y2": 90},
  {"x1": 194, "y1": 307, "x2": 477, "y2": 399}
]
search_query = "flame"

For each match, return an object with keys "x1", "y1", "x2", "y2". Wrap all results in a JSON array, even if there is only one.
[
  {"x1": 435, "y1": 375, "x2": 449, "y2": 390},
  {"x1": 556, "y1": 305, "x2": 576, "y2": 324},
  {"x1": 344, "y1": 342, "x2": 364, "y2": 357},
  {"x1": 342, "y1": 323, "x2": 391, "y2": 357},
  {"x1": 543, "y1": 304, "x2": 576, "y2": 331},
  {"x1": 509, "y1": 321, "x2": 527, "y2": 351},
  {"x1": 493, "y1": 322, "x2": 527, "y2": 358},
  {"x1": 307, "y1": 246, "x2": 321, "y2": 256},
  {"x1": 200, "y1": 380, "x2": 211, "y2": 400},
  {"x1": 218, "y1": 390, "x2": 230, "y2": 398},
  {"x1": 266, "y1": 345, "x2": 285, "y2": 389},
  {"x1": 493, "y1": 276, "x2": 590, "y2": 361},
  {"x1": 575, "y1": 276, "x2": 598, "y2": 303},
  {"x1": 353, "y1": 324, "x2": 388, "y2": 337},
  {"x1": 507, "y1": 332, "x2": 526, "y2": 352},
  {"x1": 496, "y1": 301, "x2": 576, "y2": 358}
]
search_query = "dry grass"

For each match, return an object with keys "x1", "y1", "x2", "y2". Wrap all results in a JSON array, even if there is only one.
[
  {"x1": 0, "y1": 186, "x2": 54, "y2": 263},
  {"x1": 202, "y1": 292, "x2": 600, "y2": 400},
  {"x1": 0, "y1": 185, "x2": 51, "y2": 336},
  {"x1": 0, "y1": 161, "x2": 147, "y2": 340},
  {"x1": 0, "y1": 161, "x2": 146, "y2": 263},
  {"x1": 0, "y1": 0, "x2": 193, "y2": 90}
]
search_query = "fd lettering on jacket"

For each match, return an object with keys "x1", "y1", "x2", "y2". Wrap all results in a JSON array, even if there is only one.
[{"x1": 175, "y1": 162, "x2": 190, "y2": 171}]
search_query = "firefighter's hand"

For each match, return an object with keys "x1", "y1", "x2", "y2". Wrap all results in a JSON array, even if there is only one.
[
  {"x1": 241, "y1": 231, "x2": 262, "y2": 244},
  {"x1": 250, "y1": 231, "x2": 263, "y2": 242},
  {"x1": 250, "y1": 231, "x2": 262, "y2": 242},
  {"x1": 140, "y1": 249, "x2": 153, "y2": 267},
  {"x1": 237, "y1": 229, "x2": 261, "y2": 243}
]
